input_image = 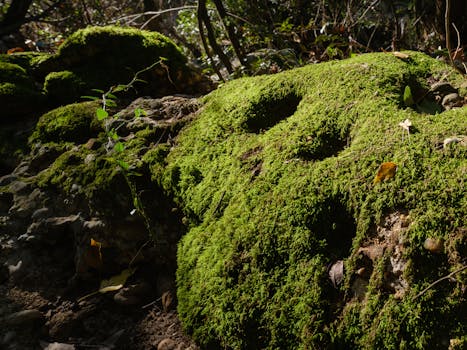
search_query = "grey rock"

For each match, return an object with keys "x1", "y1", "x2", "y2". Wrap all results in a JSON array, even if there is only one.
[
  {"x1": 10, "y1": 188, "x2": 44, "y2": 219},
  {"x1": 31, "y1": 207, "x2": 51, "y2": 220},
  {"x1": 442, "y1": 93, "x2": 463, "y2": 109},
  {"x1": 0, "y1": 174, "x2": 17, "y2": 186},
  {"x1": 40, "y1": 342, "x2": 76, "y2": 350},
  {"x1": 3, "y1": 309, "x2": 44, "y2": 326},
  {"x1": 328, "y1": 260, "x2": 344, "y2": 288},
  {"x1": 8, "y1": 181, "x2": 30, "y2": 194}
]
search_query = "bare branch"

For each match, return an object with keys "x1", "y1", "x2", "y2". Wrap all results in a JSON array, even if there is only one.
[{"x1": 413, "y1": 264, "x2": 467, "y2": 300}]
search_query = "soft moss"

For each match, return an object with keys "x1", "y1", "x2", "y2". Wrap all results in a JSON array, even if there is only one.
[
  {"x1": 0, "y1": 51, "x2": 49, "y2": 73},
  {"x1": 0, "y1": 61, "x2": 45, "y2": 119},
  {"x1": 34, "y1": 25, "x2": 199, "y2": 102},
  {"x1": 29, "y1": 101, "x2": 101, "y2": 145},
  {"x1": 43, "y1": 70, "x2": 86, "y2": 105},
  {"x1": 143, "y1": 52, "x2": 467, "y2": 349}
]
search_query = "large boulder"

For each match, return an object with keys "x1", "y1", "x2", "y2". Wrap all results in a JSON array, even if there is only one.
[
  {"x1": 35, "y1": 25, "x2": 211, "y2": 105},
  {"x1": 148, "y1": 52, "x2": 466, "y2": 349}
]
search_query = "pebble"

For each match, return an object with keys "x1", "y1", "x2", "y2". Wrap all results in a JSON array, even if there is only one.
[
  {"x1": 423, "y1": 237, "x2": 444, "y2": 254},
  {"x1": 157, "y1": 338, "x2": 177, "y2": 350},
  {"x1": 3, "y1": 309, "x2": 44, "y2": 326}
]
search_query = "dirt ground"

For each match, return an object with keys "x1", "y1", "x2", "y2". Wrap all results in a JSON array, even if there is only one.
[{"x1": 0, "y1": 241, "x2": 198, "y2": 350}]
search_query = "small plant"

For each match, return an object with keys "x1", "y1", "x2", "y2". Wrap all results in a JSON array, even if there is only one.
[{"x1": 83, "y1": 58, "x2": 167, "y2": 241}]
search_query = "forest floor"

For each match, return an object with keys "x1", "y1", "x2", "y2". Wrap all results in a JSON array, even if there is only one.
[{"x1": 0, "y1": 247, "x2": 198, "y2": 350}]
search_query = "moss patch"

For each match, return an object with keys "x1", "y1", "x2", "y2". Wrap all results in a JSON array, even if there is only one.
[
  {"x1": 29, "y1": 101, "x2": 101, "y2": 145},
  {"x1": 0, "y1": 61, "x2": 44, "y2": 118},
  {"x1": 148, "y1": 52, "x2": 467, "y2": 349},
  {"x1": 43, "y1": 70, "x2": 86, "y2": 105},
  {"x1": 34, "y1": 25, "x2": 202, "y2": 103}
]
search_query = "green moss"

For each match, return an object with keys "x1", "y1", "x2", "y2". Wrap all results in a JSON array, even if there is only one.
[
  {"x1": 0, "y1": 51, "x2": 49, "y2": 73},
  {"x1": 34, "y1": 25, "x2": 195, "y2": 102},
  {"x1": 29, "y1": 101, "x2": 101, "y2": 145},
  {"x1": 0, "y1": 61, "x2": 45, "y2": 118},
  {"x1": 43, "y1": 70, "x2": 86, "y2": 105},
  {"x1": 146, "y1": 52, "x2": 467, "y2": 348}
]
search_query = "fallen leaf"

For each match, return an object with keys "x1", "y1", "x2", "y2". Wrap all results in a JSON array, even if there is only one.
[
  {"x1": 373, "y1": 162, "x2": 397, "y2": 184},
  {"x1": 99, "y1": 267, "x2": 136, "y2": 294},
  {"x1": 83, "y1": 238, "x2": 103, "y2": 269},
  {"x1": 392, "y1": 51, "x2": 409, "y2": 60}
]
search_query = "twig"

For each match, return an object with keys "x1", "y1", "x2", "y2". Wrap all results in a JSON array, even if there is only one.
[
  {"x1": 128, "y1": 239, "x2": 152, "y2": 267},
  {"x1": 413, "y1": 265, "x2": 467, "y2": 300},
  {"x1": 114, "y1": 6, "x2": 197, "y2": 25}
]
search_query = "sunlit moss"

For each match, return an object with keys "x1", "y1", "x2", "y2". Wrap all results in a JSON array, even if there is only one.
[{"x1": 147, "y1": 51, "x2": 467, "y2": 349}]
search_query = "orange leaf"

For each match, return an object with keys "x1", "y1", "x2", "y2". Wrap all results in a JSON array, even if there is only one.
[
  {"x1": 84, "y1": 238, "x2": 103, "y2": 269},
  {"x1": 373, "y1": 162, "x2": 397, "y2": 184}
]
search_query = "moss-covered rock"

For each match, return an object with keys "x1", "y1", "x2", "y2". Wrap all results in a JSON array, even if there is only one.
[
  {"x1": 35, "y1": 25, "x2": 210, "y2": 105},
  {"x1": 145, "y1": 52, "x2": 467, "y2": 349},
  {"x1": 43, "y1": 70, "x2": 86, "y2": 105},
  {"x1": 0, "y1": 61, "x2": 44, "y2": 118},
  {"x1": 29, "y1": 101, "x2": 101, "y2": 145},
  {"x1": 0, "y1": 51, "x2": 49, "y2": 74}
]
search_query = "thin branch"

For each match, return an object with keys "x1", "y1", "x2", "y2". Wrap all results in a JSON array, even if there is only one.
[
  {"x1": 114, "y1": 5, "x2": 197, "y2": 25},
  {"x1": 445, "y1": 0, "x2": 453, "y2": 66},
  {"x1": 24, "y1": 0, "x2": 66, "y2": 22},
  {"x1": 413, "y1": 265, "x2": 467, "y2": 300}
]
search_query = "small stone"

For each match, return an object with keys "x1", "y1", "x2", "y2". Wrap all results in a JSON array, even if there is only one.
[
  {"x1": 442, "y1": 93, "x2": 463, "y2": 109},
  {"x1": 7, "y1": 260, "x2": 22, "y2": 276},
  {"x1": 40, "y1": 341, "x2": 76, "y2": 350},
  {"x1": 328, "y1": 260, "x2": 344, "y2": 288},
  {"x1": 157, "y1": 338, "x2": 177, "y2": 350},
  {"x1": 356, "y1": 267, "x2": 366, "y2": 276},
  {"x1": 423, "y1": 237, "x2": 444, "y2": 254},
  {"x1": 84, "y1": 154, "x2": 96, "y2": 165},
  {"x1": 3, "y1": 309, "x2": 44, "y2": 326}
]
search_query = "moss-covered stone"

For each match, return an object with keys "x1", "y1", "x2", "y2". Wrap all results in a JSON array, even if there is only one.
[
  {"x1": 29, "y1": 101, "x2": 101, "y2": 145},
  {"x1": 0, "y1": 51, "x2": 49, "y2": 73},
  {"x1": 43, "y1": 70, "x2": 86, "y2": 105},
  {"x1": 0, "y1": 61, "x2": 44, "y2": 119},
  {"x1": 35, "y1": 25, "x2": 207, "y2": 104},
  {"x1": 143, "y1": 52, "x2": 467, "y2": 349}
]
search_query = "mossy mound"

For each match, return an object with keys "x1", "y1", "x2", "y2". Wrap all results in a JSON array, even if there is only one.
[
  {"x1": 148, "y1": 52, "x2": 467, "y2": 349},
  {"x1": 0, "y1": 61, "x2": 44, "y2": 118},
  {"x1": 36, "y1": 25, "x2": 207, "y2": 105},
  {"x1": 0, "y1": 51, "x2": 48, "y2": 74},
  {"x1": 43, "y1": 70, "x2": 86, "y2": 105},
  {"x1": 29, "y1": 101, "x2": 101, "y2": 145}
]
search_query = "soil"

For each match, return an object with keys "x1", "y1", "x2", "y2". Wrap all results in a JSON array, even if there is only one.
[{"x1": 0, "y1": 243, "x2": 198, "y2": 350}]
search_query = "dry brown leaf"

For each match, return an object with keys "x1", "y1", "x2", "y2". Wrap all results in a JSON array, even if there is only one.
[
  {"x1": 392, "y1": 51, "x2": 409, "y2": 60},
  {"x1": 373, "y1": 162, "x2": 397, "y2": 184}
]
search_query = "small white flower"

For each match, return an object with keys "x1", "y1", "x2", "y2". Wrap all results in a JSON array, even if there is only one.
[{"x1": 130, "y1": 209, "x2": 137, "y2": 215}]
